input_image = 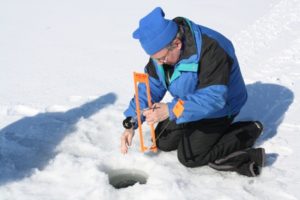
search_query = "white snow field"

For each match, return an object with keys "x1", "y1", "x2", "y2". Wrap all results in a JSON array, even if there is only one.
[{"x1": 1, "y1": 0, "x2": 300, "y2": 199}]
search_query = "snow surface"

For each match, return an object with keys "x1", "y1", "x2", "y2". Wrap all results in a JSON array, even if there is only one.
[{"x1": 1, "y1": 0, "x2": 300, "y2": 199}]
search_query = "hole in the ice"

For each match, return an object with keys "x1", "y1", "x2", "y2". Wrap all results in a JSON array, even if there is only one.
[{"x1": 108, "y1": 169, "x2": 148, "y2": 189}]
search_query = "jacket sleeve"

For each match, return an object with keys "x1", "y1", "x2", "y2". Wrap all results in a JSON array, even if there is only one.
[
  {"x1": 168, "y1": 85, "x2": 228, "y2": 123},
  {"x1": 168, "y1": 35, "x2": 233, "y2": 123},
  {"x1": 123, "y1": 59, "x2": 167, "y2": 125}
]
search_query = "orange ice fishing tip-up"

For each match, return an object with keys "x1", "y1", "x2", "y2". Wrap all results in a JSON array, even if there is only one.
[{"x1": 133, "y1": 72, "x2": 157, "y2": 153}]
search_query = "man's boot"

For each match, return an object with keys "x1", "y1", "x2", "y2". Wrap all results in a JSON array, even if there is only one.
[
  {"x1": 245, "y1": 147, "x2": 266, "y2": 167},
  {"x1": 208, "y1": 147, "x2": 265, "y2": 177}
]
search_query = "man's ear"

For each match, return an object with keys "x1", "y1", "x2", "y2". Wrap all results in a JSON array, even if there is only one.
[{"x1": 174, "y1": 38, "x2": 182, "y2": 50}]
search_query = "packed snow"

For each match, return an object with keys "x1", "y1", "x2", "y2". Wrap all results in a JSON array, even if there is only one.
[{"x1": 1, "y1": 0, "x2": 300, "y2": 199}]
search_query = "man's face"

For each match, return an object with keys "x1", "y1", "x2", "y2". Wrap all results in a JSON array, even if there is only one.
[{"x1": 151, "y1": 38, "x2": 182, "y2": 65}]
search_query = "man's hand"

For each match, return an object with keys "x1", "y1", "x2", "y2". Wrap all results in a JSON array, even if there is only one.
[
  {"x1": 121, "y1": 128, "x2": 134, "y2": 154},
  {"x1": 143, "y1": 103, "x2": 169, "y2": 125}
]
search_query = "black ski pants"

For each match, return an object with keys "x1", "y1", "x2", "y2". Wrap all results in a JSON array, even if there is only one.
[{"x1": 155, "y1": 116, "x2": 259, "y2": 168}]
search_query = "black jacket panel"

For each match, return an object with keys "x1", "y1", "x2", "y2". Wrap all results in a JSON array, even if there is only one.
[{"x1": 197, "y1": 34, "x2": 233, "y2": 89}]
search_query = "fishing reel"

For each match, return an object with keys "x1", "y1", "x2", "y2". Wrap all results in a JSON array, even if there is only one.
[{"x1": 122, "y1": 117, "x2": 136, "y2": 129}]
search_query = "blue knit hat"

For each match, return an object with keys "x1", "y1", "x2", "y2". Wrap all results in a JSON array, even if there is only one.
[{"x1": 133, "y1": 7, "x2": 178, "y2": 55}]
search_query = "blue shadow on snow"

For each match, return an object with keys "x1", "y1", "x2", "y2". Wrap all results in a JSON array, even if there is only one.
[
  {"x1": 236, "y1": 82, "x2": 294, "y2": 166},
  {"x1": 0, "y1": 92, "x2": 117, "y2": 185}
]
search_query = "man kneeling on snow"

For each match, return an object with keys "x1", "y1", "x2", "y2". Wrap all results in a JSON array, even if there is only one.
[{"x1": 120, "y1": 7, "x2": 265, "y2": 177}]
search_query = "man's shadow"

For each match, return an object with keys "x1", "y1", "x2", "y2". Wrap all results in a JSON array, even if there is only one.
[
  {"x1": 0, "y1": 92, "x2": 117, "y2": 185},
  {"x1": 236, "y1": 82, "x2": 294, "y2": 166}
]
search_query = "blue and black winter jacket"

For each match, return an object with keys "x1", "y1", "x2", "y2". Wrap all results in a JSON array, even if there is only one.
[{"x1": 124, "y1": 17, "x2": 247, "y2": 125}]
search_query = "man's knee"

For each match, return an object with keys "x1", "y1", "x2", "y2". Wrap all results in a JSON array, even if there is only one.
[
  {"x1": 156, "y1": 129, "x2": 184, "y2": 152},
  {"x1": 177, "y1": 149, "x2": 208, "y2": 168},
  {"x1": 157, "y1": 141, "x2": 177, "y2": 152}
]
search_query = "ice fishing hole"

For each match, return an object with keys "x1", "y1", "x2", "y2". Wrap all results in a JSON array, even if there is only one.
[{"x1": 108, "y1": 169, "x2": 148, "y2": 189}]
